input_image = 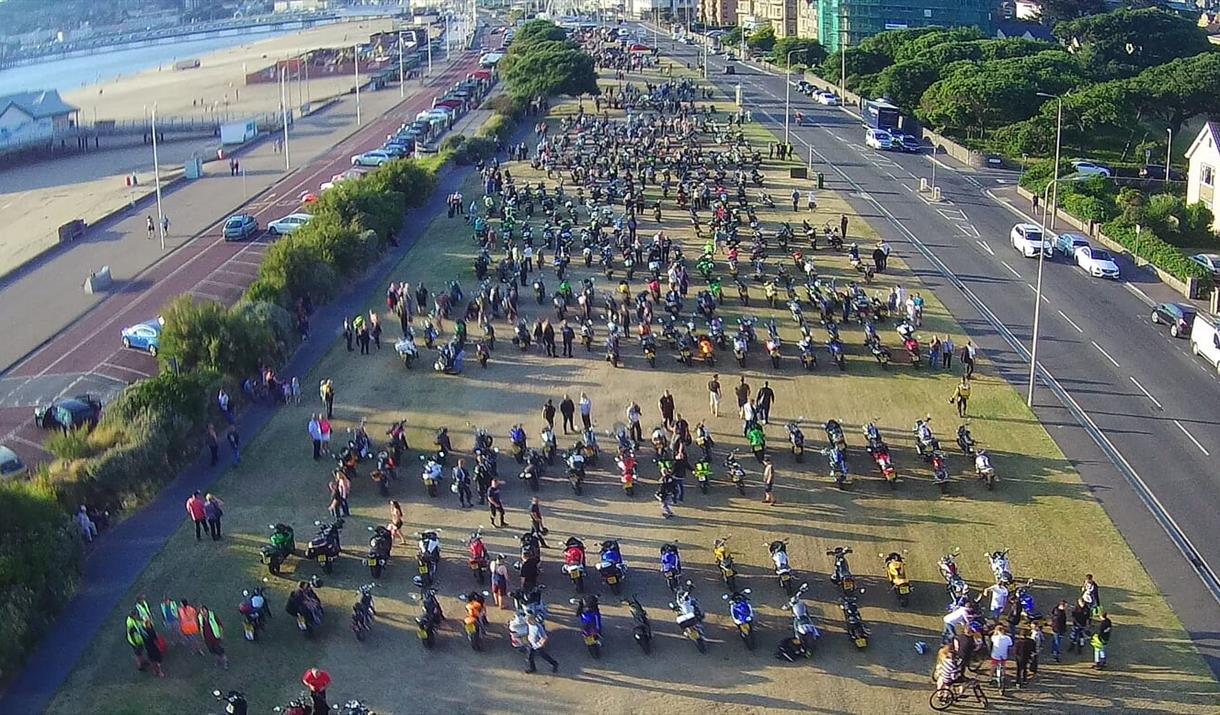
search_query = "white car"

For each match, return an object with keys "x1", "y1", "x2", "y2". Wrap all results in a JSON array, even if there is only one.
[
  {"x1": 352, "y1": 150, "x2": 392, "y2": 167},
  {"x1": 267, "y1": 213, "x2": 313, "y2": 235},
  {"x1": 865, "y1": 128, "x2": 893, "y2": 150},
  {"x1": 1070, "y1": 159, "x2": 1111, "y2": 178},
  {"x1": 1189, "y1": 253, "x2": 1220, "y2": 278},
  {"x1": 1010, "y1": 223, "x2": 1052, "y2": 258},
  {"x1": 815, "y1": 91, "x2": 841, "y2": 106},
  {"x1": 1074, "y1": 245, "x2": 1120, "y2": 278}
]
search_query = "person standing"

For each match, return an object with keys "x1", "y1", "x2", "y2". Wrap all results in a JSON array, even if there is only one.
[
  {"x1": 1014, "y1": 626, "x2": 1036, "y2": 687},
  {"x1": 962, "y1": 341, "x2": 976, "y2": 377},
  {"x1": 755, "y1": 381, "x2": 775, "y2": 424},
  {"x1": 206, "y1": 424, "x2": 220, "y2": 466},
  {"x1": 707, "y1": 373, "x2": 722, "y2": 417},
  {"x1": 320, "y1": 379, "x2": 335, "y2": 419},
  {"x1": 178, "y1": 599, "x2": 204, "y2": 655},
  {"x1": 807, "y1": 190, "x2": 817, "y2": 211},
  {"x1": 790, "y1": 188, "x2": 800, "y2": 212},
  {"x1": 197, "y1": 605, "x2": 229, "y2": 670},
  {"x1": 1081, "y1": 574, "x2": 1101, "y2": 615},
  {"x1": 308, "y1": 414, "x2": 322, "y2": 460},
  {"x1": 320, "y1": 415, "x2": 332, "y2": 454},
  {"x1": 579, "y1": 392, "x2": 592, "y2": 431},
  {"x1": 840, "y1": 213, "x2": 849, "y2": 241},
  {"x1": 982, "y1": 581, "x2": 1009, "y2": 620},
  {"x1": 559, "y1": 394, "x2": 576, "y2": 434},
  {"x1": 542, "y1": 320, "x2": 556, "y2": 357},
  {"x1": 528, "y1": 497, "x2": 550, "y2": 548},
  {"x1": 542, "y1": 399, "x2": 556, "y2": 430},
  {"x1": 226, "y1": 426, "x2": 240, "y2": 465},
  {"x1": 1091, "y1": 611, "x2": 1112, "y2": 669},
  {"x1": 762, "y1": 455, "x2": 776, "y2": 505},
  {"x1": 126, "y1": 609, "x2": 161, "y2": 676},
  {"x1": 941, "y1": 335, "x2": 955, "y2": 370},
  {"x1": 204, "y1": 493, "x2": 225, "y2": 541},
  {"x1": 302, "y1": 668, "x2": 332, "y2": 713},
  {"x1": 990, "y1": 624, "x2": 1013, "y2": 684},
  {"x1": 734, "y1": 376, "x2": 751, "y2": 418},
  {"x1": 524, "y1": 615, "x2": 559, "y2": 673},
  {"x1": 1069, "y1": 599, "x2": 1091, "y2": 654},
  {"x1": 487, "y1": 480, "x2": 507, "y2": 527},
  {"x1": 949, "y1": 377, "x2": 971, "y2": 418},
  {"x1": 560, "y1": 321, "x2": 574, "y2": 357},
  {"x1": 1050, "y1": 599, "x2": 1069, "y2": 662},
  {"x1": 217, "y1": 387, "x2": 233, "y2": 424},
  {"x1": 186, "y1": 491, "x2": 207, "y2": 541},
  {"x1": 658, "y1": 389, "x2": 675, "y2": 428},
  {"x1": 336, "y1": 471, "x2": 351, "y2": 517},
  {"x1": 160, "y1": 596, "x2": 182, "y2": 646},
  {"x1": 929, "y1": 336, "x2": 942, "y2": 371},
  {"x1": 626, "y1": 401, "x2": 642, "y2": 444},
  {"x1": 454, "y1": 459, "x2": 473, "y2": 508}
]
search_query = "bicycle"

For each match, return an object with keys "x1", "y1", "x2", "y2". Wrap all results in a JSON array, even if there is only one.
[{"x1": 929, "y1": 678, "x2": 989, "y2": 711}]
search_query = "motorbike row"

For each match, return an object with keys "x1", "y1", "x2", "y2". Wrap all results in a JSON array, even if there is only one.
[{"x1": 212, "y1": 688, "x2": 372, "y2": 715}]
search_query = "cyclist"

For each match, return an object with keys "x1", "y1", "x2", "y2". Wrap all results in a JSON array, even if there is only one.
[
  {"x1": 934, "y1": 644, "x2": 962, "y2": 690},
  {"x1": 989, "y1": 623, "x2": 1013, "y2": 689}
]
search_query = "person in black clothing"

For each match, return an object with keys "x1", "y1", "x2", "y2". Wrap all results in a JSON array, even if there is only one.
[
  {"x1": 474, "y1": 457, "x2": 493, "y2": 505},
  {"x1": 542, "y1": 321, "x2": 557, "y2": 357},
  {"x1": 542, "y1": 400, "x2": 556, "y2": 430},
  {"x1": 343, "y1": 319, "x2": 354, "y2": 352},
  {"x1": 755, "y1": 381, "x2": 776, "y2": 424},
  {"x1": 1014, "y1": 627, "x2": 1036, "y2": 687},
  {"x1": 416, "y1": 285, "x2": 429, "y2": 314},
  {"x1": 435, "y1": 427, "x2": 453, "y2": 457},
  {"x1": 1050, "y1": 599, "x2": 1069, "y2": 662},
  {"x1": 658, "y1": 390, "x2": 675, "y2": 428},
  {"x1": 559, "y1": 395, "x2": 576, "y2": 434},
  {"x1": 560, "y1": 322, "x2": 575, "y2": 357},
  {"x1": 519, "y1": 554, "x2": 540, "y2": 591},
  {"x1": 1069, "y1": 599, "x2": 1091, "y2": 654},
  {"x1": 206, "y1": 424, "x2": 220, "y2": 466}
]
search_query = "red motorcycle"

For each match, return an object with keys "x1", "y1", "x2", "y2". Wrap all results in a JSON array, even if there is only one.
[
  {"x1": 617, "y1": 452, "x2": 637, "y2": 496},
  {"x1": 563, "y1": 536, "x2": 588, "y2": 592},
  {"x1": 467, "y1": 527, "x2": 489, "y2": 584},
  {"x1": 873, "y1": 443, "x2": 897, "y2": 489}
]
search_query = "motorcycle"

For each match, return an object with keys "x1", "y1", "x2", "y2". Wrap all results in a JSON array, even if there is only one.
[
  {"x1": 615, "y1": 451, "x2": 636, "y2": 496},
  {"x1": 825, "y1": 446, "x2": 850, "y2": 489},
  {"x1": 914, "y1": 418, "x2": 940, "y2": 461},
  {"x1": 458, "y1": 590, "x2": 489, "y2": 650},
  {"x1": 413, "y1": 530, "x2": 442, "y2": 588},
  {"x1": 365, "y1": 526, "x2": 392, "y2": 579},
  {"x1": 882, "y1": 552, "x2": 912, "y2": 607},
  {"x1": 261, "y1": 523, "x2": 296, "y2": 575},
  {"x1": 765, "y1": 319, "x2": 782, "y2": 368},
  {"x1": 571, "y1": 594, "x2": 604, "y2": 658},
  {"x1": 395, "y1": 331, "x2": 419, "y2": 369},
  {"x1": 725, "y1": 451, "x2": 746, "y2": 494},
  {"x1": 798, "y1": 336, "x2": 817, "y2": 370},
  {"x1": 669, "y1": 580, "x2": 708, "y2": 653},
  {"x1": 660, "y1": 542, "x2": 683, "y2": 592},
  {"x1": 787, "y1": 421, "x2": 805, "y2": 462},
  {"x1": 931, "y1": 450, "x2": 949, "y2": 493},
  {"x1": 871, "y1": 438, "x2": 897, "y2": 488},
  {"x1": 369, "y1": 451, "x2": 397, "y2": 497},
  {"x1": 566, "y1": 449, "x2": 586, "y2": 494},
  {"x1": 420, "y1": 454, "x2": 444, "y2": 497},
  {"x1": 938, "y1": 549, "x2": 971, "y2": 607},
  {"x1": 956, "y1": 423, "x2": 977, "y2": 455},
  {"x1": 641, "y1": 333, "x2": 658, "y2": 367},
  {"x1": 694, "y1": 457, "x2": 712, "y2": 494},
  {"x1": 824, "y1": 419, "x2": 848, "y2": 452},
  {"x1": 695, "y1": 423, "x2": 715, "y2": 461},
  {"x1": 467, "y1": 527, "x2": 489, "y2": 583},
  {"x1": 597, "y1": 539, "x2": 627, "y2": 594},
  {"x1": 562, "y1": 536, "x2": 588, "y2": 592},
  {"x1": 769, "y1": 539, "x2": 796, "y2": 595},
  {"x1": 840, "y1": 595, "x2": 870, "y2": 648},
  {"x1": 713, "y1": 536, "x2": 738, "y2": 591},
  {"x1": 625, "y1": 595, "x2": 653, "y2": 654},
  {"x1": 351, "y1": 583, "x2": 376, "y2": 641},
  {"x1": 987, "y1": 548, "x2": 1013, "y2": 585},
  {"x1": 826, "y1": 546, "x2": 856, "y2": 596},
  {"x1": 304, "y1": 519, "x2": 343, "y2": 574},
  {"x1": 212, "y1": 690, "x2": 248, "y2": 715},
  {"x1": 723, "y1": 589, "x2": 757, "y2": 650},
  {"x1": 541, "y1": 427, "x2": 558, "y2": 466},
  {"x1": 510, "y1": 424, "x2": 527, "y2": 464},
  {"x1": 238, "y1": 585, "x2": 270, "y2": 642},
  {"x1": 412, "y1": 588, "x2": 444, "y2": 648},
  {"x1": 786, "y1": 582, "x2": 822, "y2": 653},
  {"x1": 579, "y1": 428, "x2": 600, "y2": 464},
  {"x1": 518, "y1": 448, "x2": 544, "y2": 492}
]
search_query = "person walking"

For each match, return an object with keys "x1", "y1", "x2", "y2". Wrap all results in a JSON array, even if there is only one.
[
  {"x1": 942, "y1": 335, "x2": 955, "y2": 370},
  {"x1": 734, "y1": 376, "x2": 751, "y2": 418},
  {"x1": 528, "y1": 497, "x2": 550, "y2": 548},
  {"x1": 204, "y1": 493, "x2": 225, "y2": 540},
  {"x1": 524, "y1": 615, "x2": 560, "y2": 673},
  {"x1": 962, "y1": 341, "x2": 976, "y2": 377},
  {"x1": 707, "y1": 373, "x2": 722, "y2": 417},
  {"x1": 308, "y1": 414, "x2": 323, "y2": 460},
  {"x1": 197, "y1": 605, "x2": 229, "y2": 670},
  {"x1": 454, "y1": 459, "x2": 473, "y2": 508},
  {"x1": 755, "y1": 381, "x2": 775, "y2": 424},
  {"x1": 542, "y1": 320, "x2": 556, "y2": 357},
  {"x1": 840, "y1": 213, "x2": 849, "y2": 241},
  {"x1": 302, "y1": 668, "x2": 332, "y2": 713},
  {"x1": 1050, "y1": 599, "x2": 1069, "y2": 662},
  {"x1": 343, "y1": 318, "x2": 354, "y2": 352},
  {"x1": 336, "y1": 471, "x2": 351, "y2": 517},
  {"x1": 579, "y1": 392, "x2": 592, "y2": 431},
  {"x1": 949, "y1": 377, "x2": 971, "y2": 418},
  {"x1": 388, "y1": 500, "x2": 408, "y2": 546},
  {"x1": 806, "y1": 190, "x2": 817, "y2": 212},
  {"x1": 1091, "y1": 611, "x2": 1112, "y2": 669},
  {"x1": 762, "y1": 455, "x2": 776, "y2": 505},
  {"x1": 146, "y1": 215, "x2": 156, "y2": 240},
  {"x1": 658, "y1": 389, "x2": 675, "y2": 428},
  {"x1": 161, "y1": 214, "x2": 170, "y2": 237},
  {"x1": 490, "y1": 553, "x2": 510, "y2": 609},
  {"x1": 159, "y1": 596, "x2": 182, "y2": 646},
  {"x1": 186, "y1": 491, "x2": 207, "y2": 541},
  {"x1": 559, "y1": 394, "x2": 576, "y2": 434},
  {"x1": 218, "y1": 387, "x2": 233, "y2": 424},
  {"x1": 790, "y1": 189, "x2": 800, "y2": 212},
  {"x1": 126, "y1": 608, "x2": 164, "y2": 677},
  {"x1": 226, "y1": 426, "x2": 241, "y2": 465},
  {"x1": 206, "y1": 424, "x2": 220, "y2": 466},
  {"x1": 542, "y1": 399, "x2": 556, "y2": 430},
  {"x1": 561, "y1": 321, "x2": 574, "y2": 357},
  {"x1": 320, "y1": 379, "x2": 335, "y2": 419},
  {"x1": 929, "y1": 336, "x2": 942, "y2": 371},
  {"x1": 487, "y1": 480, "x2": 507, "y2": 527},
  {"x1": 178, "y1": 599, "x2": 204, "y2": 655}
]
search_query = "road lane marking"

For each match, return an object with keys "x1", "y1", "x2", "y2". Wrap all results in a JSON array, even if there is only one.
[
  {"x1": 975, "y1": 239, "x2": 994, "y2": 255},
  {"x1": 1129, "y1": 377, "x2": 1163, "y2": 410},
  {"x1": 1057, "y1": 310, "x2": 1083, "y2": 333},
  {"x1": 1024, "y1": 284, "x2": 1050, "y2": 303},
  {"x1": 1000, "y1": 260, "x2": 1021, "y2": 278},
  {"x1": 1174, "y1": 420, "x2": 1210, "y2": 456},
  {"x1": 1123, "y1": 282, "x2": 1156, "y2": 308},
  {"x1": 1092, "y1": 341, "x2": 1120, "y2": 367}
]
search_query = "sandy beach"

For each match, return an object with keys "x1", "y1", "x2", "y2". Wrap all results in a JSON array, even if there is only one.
[{"x1": 63, "y1": 18, "x2": 399, "y2": 123}]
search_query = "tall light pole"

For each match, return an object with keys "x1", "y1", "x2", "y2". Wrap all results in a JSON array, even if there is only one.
[
  {"x1": 1027, "y1": 91, "x2": 1063, "y2": 407},
  {"x1": 783, "y1": 48, "x2": 801, "y2": 148},
  {"x1": 838, "y1": 12, "x2": 848, "y2": 99},
  {"x1": 1166, "y1": 127, "x2": 1173, "y2": 182},
  {"x1": 150, "y1": 104, "x2": 165, "y2": 251},
  {"x1": 427, "y1": 25, "x2": 434, "y2": 77},
  {"x1": 354, "y1": 43, "x2": 362, "y2": 126},
  {"x1": 399, "y1": 30, "x2": 405, "y2": 98},
  {"x1": 280, "y1": 66, "x2": 291, "y2": 171}
]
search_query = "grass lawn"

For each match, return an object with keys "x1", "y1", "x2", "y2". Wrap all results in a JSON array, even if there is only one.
[{"x1": 46, "y1": 65, "x2": 1218, "y2": 715}]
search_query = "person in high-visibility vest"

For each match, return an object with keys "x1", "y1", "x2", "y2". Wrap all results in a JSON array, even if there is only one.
[
  {"x1": 126, "y1": 608, "x2": 164, "y2": 677},
  {"x1": 198, "y1": 605, "x2": 229, "y2": 670},
  {"x1": 178, "y1": 599, "x2": 204, "y2": 655}
]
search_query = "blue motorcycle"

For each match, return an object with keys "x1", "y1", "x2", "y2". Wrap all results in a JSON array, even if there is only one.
[{"x1": 723, "y1": 589, "x2": 756, "y2": 650}]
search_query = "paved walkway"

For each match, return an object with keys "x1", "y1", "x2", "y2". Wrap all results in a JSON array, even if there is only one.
[{"x1": 0, "y1": 96, "x2": 520, "y2": 715}]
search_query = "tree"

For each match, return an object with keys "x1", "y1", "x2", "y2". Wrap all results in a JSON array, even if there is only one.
[
  {"x1": 724, "y1": 27, "x2": 744, "y2": 47},
  {"x1": 1054, "y1": 8, "x2": 1211, "y2": 79},
  {"x1": 747, "y1": 25, "x2": 776, "y2": 53},
  {"x1": 891, "y1": 27, "x2": 986, "y2": 64},
  {"x1": 1037, "y1": 0, "x2": 1106, "y2": 24},
  {"x1": 858, "y1": 27, "x2": 944, "y2": 61},
  {"x1": 820, "y1": 47, "x2": 890, "y2": 85},
  {"x1": 871, "y1": 60, "x2": 940, "y2": 114},
  {"x1": 772, "y1": 37, "x2": 827, "y2": 67},
  {"x1": 1130, "y1": 52, "x2": 1220, "y2": 137},
  {"x1": 504, "y1": 45, "x2": 599, "y2": 99},
  {"x1": 512, "y1": 19, "x2": 569, "y2": 48}
]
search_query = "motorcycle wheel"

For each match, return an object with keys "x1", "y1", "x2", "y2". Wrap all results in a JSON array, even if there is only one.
[
  {"x1": 938, "y1": 481, "x2": 948, "y2": 494},
  {"x1": 837, "y1": 359, "x2": 846, "y2": 372},
  {"x1": 589, "y1": 642, "x2": 601, "y2": 659},
  {"x1": 726, "y1": 574, "x2": 737, "y2": 591},
  {"x1": 576, "y1": 575, "x2": 585, "y2": 593},
  {"x1": 323, "y1": 557, "x2": 333, "y2": 574},
  {"x1": 638, "y1": 634, "x2": 652, "y2": 654},
  {"x1": 475, "y1": 566, "x2": 485, "y2": 584},
  {"x1": 427, "y1": 483, "x2": 437, "y2": 498},
  {"x1": 889, "y1": 477, "x2": 898, "y2": 490},
  {"x1": 423, "y1": 630, "x2": 435, "y2": 649},
  {"x1": 269, "y1": 558, "x2": 281, "y2": 576},
  {"x1": 745, "y1": 628, "x2": 756, "y2": 651},
  {"x1": 530, "y1": 477, "x2": 539, "y2": 492},
  {"x1": 794, "y1": 450, "x2": 803, "y2": 463},
  {"x1": 737, "y1": 356, "x2": 745, "y2": 367},
  {"x1": 355, "y1": 624, "x2": 367, "y2": 642},
  {"x1": 695, "y1": 637, "x2": 708, "y2": 654},
  {"x1": 471, "y1": 632, "x2": 482, "y2": 651},
  {"x1": 625, "y1": 484, "x2": 634, "y2": 496},
  {"x1": 900, "y1": 592, "x2": 910, "y2": 608},
  {"x1": 371, "y1": 564, "x2": 382, "y2": 579},
  {"x1": 647, "y1": 356, "x2": 655, "y2": 367},
  {"x1": 784, "y1": 578, "x2": 795, "y2": 596},
  {"x1": 987, "y1": 473, "x2": 995, "y2": 491},
  {"x1": 736, "y1": 482, "x2": 745, "y2": 495},
  {"x1": 771, "y1": 355, "x2": 780, "y2": 368},
  {"x1": 699, "y1": 481, "x2": 709, "y2": 494},
  {"x1": 610, "y1": 579, "x2": 622, "y2": 595}
]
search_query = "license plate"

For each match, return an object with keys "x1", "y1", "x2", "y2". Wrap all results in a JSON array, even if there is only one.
[
  {"x1": 687, "y1": 629, "x2": 700, "y2": 640},
  {"x1": 607, "y1": 576, "x2": 618, "y2": 584},
  {"x1": 464, "y1": 622, "x2": 477, "y2": 634},
  {"x1": 417, "y1": 628, "x2": 428, "y2": 638},
  {"x1": 570, "y1": 571, "x2": 581, "y2": 580},
  {"x1": 899, "y1": 585, "x2": 911, "y2": 594},
  {"x1": 795, "y1": 446, "x2": 802, "y2": 453},
  {"x1": 724, "y1": 568, "x2": 735, "y2": 577},
  {"x1": 855, "y1": 637, "x2": 868, "y2": 648},
  {"x1": 844, "y1": 579, "x2": 855, "y2": 591},
  {"x1": 419, "y1": 565, "x2": 430, "y2": 574},
  {"x1": 740, "y1": 623, "x2": 751, "y2": 634},
  {"x1": 297, "y1": 616, "x2": 307, "y2": 629},
  {"x1": 584, "y1": 634, "x2": 597, "y2": 645},
  {"x1": 469, "y1": 563, "x2": 480, "y2": 570},
  {"x1": 316, "y1": 555, "x2": 326, "y2": 563}
]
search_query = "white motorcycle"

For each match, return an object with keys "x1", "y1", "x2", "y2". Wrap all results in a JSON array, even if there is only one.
[
  {"x1": 394, "y1": 331, "x2": 419, "y2": 368},
  {"x1": 986, "y1": 548, "x2": 1012, "y2": 585},
  {"x1": 788, "y1": 582, "x2": 822, "y2": 650},
  {"x1": 668, "y1": 580, "x2": 707, "y2": 653},
  {"x1": 420, "y1": 456, "x2": 443, "y2": 498}
]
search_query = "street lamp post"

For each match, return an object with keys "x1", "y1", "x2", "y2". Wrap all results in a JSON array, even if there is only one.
[
  {"x1": 150, "y1": 104, "x2": 165, "y2": 251},
  {"x1": 399, "y1": 30, "x2": 405, "y2": 98},
  {"x1": 280, "y1": 67, "x2": 291, "y2": 171},
  {"x1": 1027, "y1": 91, "x2": 1064, "y2": 407},
  {"x1": 354, "y1": 43, "x2": 362, "y2": 126},
  {"x1": 930, "y1": 143, "x2": 938, "y2": 193},
  {"x1": 783, "y1": 48, "x2": 801, "y2": 148}
]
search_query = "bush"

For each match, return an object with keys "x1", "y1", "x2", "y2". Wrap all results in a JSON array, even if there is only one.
[
  {"x1": 159, "y1": 296, "x2": 277, "y2": 378},
  {"x1": 486, "y1": 94, "x2": 525, "y2": 120},
  {"x1": 439, "y1": 134, "x2": 466, "y2": 153},
  {"x1": 454, "y1": 136, "x2": 497, "y2": 165},
  {"x1": 1102, "y1": 219, "x2": 1213, "y2": 283},
  {"x1": 1063, "y1": 194, "x2": 1114, "y2": 223}
]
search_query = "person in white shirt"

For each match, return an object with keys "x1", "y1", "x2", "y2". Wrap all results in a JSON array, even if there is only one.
[
  {"x1": 942, "y1": 603, "x2": 971, "y2": 643},
  {"x1": 524, "y1": 616, "x2": 559, "y2": 673},
  {"x1": 983, "y1": 582, "x2": 1010, "y2": 620},
  {"x1": 990, "y1": 624, "x2": 1014, "y2": 677}
]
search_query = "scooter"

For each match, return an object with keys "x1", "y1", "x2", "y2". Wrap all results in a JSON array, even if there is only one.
[
  {"x1": 571, "y1": 594, "x2": 604, "y2": 658},
  {"x1": 467, "y1": 527, "x2": 489, "y2": 584},
  {"x1": 724, "y1": 589, "x2": 757, "y2": 650},
  {"x1": 669, "y1": 580, "x2": 708, "y2": 653},
  {"x1": 411, "y1": 588, "x2": 444, "y2": 648},
  {"x1": 826, "y1": 546, "x2": 856, "y2": 596},
  {"x1": 713, "y1": 536, "x2": 738, "y2": 591},
  {"x1": 351, "y1": 583, "x2": 376, "y2": 642},
  {"x1": 881, "y1": 552, "x2": 912, "y2": 607},
  {"x1": 304, "y1": 519, "x2": 343, "y2": 574},
  {"x1": 660, "y1": 542, "x2": 683, "y2": 592},
  {"x1": 365, "y1": 526, "x2": 392, "y2": 579},
  {"x1": 625, "y1": 595, "x2": 653, "y2": 654},
  {"x1": 598, "y1": 539, "x2": 627, "y2": 594},
  {"x1": 562, "y1": 537, "x2": 588, "y2": 593},
  {"x1": 238, "y1": 585, "x2": 270, "y2": 642},
  {"x1": 769, "y1": 539, "x2": 796, "y2": 595}
]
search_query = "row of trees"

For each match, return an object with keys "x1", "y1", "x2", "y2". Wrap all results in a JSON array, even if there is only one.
[{"x1": 500, "y1": 20, "x2": 599, "y2": 100}]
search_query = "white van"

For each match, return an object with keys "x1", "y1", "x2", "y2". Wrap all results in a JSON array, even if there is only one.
[{"x1": 1190, "y1": 314, "x2": 1220, "y2": 373}]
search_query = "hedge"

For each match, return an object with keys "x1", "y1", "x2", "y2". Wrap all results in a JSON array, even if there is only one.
[{"x1": 1102, "y1": 219, "x2": 1212, "y2": 283}]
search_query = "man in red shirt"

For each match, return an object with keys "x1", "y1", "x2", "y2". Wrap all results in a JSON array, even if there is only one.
[
  {"x1": 185, "y1": 491, "x2": 207, "y2": 541},
  {"x1": 302, "y1": 667, "x2": 331, "y2": 712}
]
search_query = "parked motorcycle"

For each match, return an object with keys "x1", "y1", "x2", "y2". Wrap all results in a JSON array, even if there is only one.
[
  {"x1": 420, "y1": 454, "x2": 444, "y2": 497},
  {"x1": 467, "y1": 527, "x2": 489, "y2": 584},
  {"x1": 458, "y1": 590, "x2": 489, "y2": 650},
  {"x1": 412, "y1": 588, "x2": 444, "y2": 648},
  {"x1": 668, "y1": 580, "x2": 708, "y2": 653},
  {"x1": 562, "y1": 537, "x2": 588, "y2": 593},
  {"x1": 725, "y1": 451, "x2": 746, "y2": 494},
  {"x1": 660, "y1": 542, "x2": 683, "y2": 592},
  {"x1": 826, "y1": 546, "x2": 856, "y2": 596},
  {"x1": 713, "y1": 536, "x2": 738, "y2": 591},
  {"x1": 597, "y1": 539, "x2": 627, "y2": 594},
  {"x1": 840, "y1": 595, "x2": 870, "y2": 648},
  {"x1": 238, "y1": 585, "x2": 270, "y2": 642},
  {"x1": 351, "y1": 583, "x2": 376, "y2": 641},
  {"x1": 625, "y1": 595, "x2": 653, "y2": 654},
  {"x1": 571, "y1": 594, "x2": 604, "y2": 658},
  {"x1": 786, "y1": 582, "x2": 821, "y2": 652},
  {"x1": 260, "y1": 523, "x2": 296, "y2": 576},
  {"x1": 723, "y1": 589, "x2": 757, "y2": 650},
  {"x1": 304, "y1": 519, "x2": 343, "y2": 574},
  {"x1": 769, "y1": 539, "x2": 796, "y2": 595},
  {"x1": 412, "y1": 530, "x2": 442, "y2": 588},
  {"x1": 881, "y1": 552, "x2": 912, "y2": 607},
  {"x1": 365, "y1": 526, "x2": 392, "y2": 579}
]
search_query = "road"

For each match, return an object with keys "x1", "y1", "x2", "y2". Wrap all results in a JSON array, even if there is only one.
[
  {"x1": 0, "y1": 51, "x2": 486, "y2": 466},
  {"x1": 658, "y1": 36, "x2": 1220, "y2": 673}
]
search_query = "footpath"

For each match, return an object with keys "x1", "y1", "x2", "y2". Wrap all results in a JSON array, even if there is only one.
[
  {"x1": 0, "y1": 72, "x2": 449, "y2": 375},
  {"x1": 0, "y1": 104, "x2": 513, "y2": 715}
]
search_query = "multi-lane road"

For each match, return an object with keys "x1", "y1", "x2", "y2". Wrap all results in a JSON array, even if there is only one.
[
  {"x1": 657, "y1": 35, "x2": 1220, "y2": 672},
  {"x1": 0, "y1": 50, "x2": 487, "y2": 464}
]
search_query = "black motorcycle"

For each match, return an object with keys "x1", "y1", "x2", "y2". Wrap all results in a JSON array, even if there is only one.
[
  {"x1": 351, "y1": 583, "x2": 376, "y2": 642},
  {"x1": 304, "y1": 519, "x2": 343, "y2": 574},
  {"x1": 625, "y1": 595, "x2": 653, "y2": 654},
  {"x1": 366, "y1": 526, "x2": 392, "y2": 579}
]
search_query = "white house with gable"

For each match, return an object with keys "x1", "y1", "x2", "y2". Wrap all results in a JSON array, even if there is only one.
[
  {"x1": 0, "y1": 90, "x2": 79, "y2": 151},
  {"x1": 1185, "y1": 121, "x2": 1220, "y2": 233}
]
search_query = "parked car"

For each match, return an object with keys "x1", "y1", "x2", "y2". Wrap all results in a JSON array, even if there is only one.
[
  {"x1": 1074, "y1": 245, "x2": 1120, "y2": 279},
  {"x1": 380, "y1": 143, "x2": 410, "y2": 158},
  {"x1": 1054, "y1": 231, "x2": 1090, "y2": 258},
  {"x1": 267, "y1": 213, "x2": 312, "y2": 235},
  {"x1": 120, "y1": 319, "x2": 162, "y2": 355},
  {"x1": 34, "y1": 395, "x2": 103, "y2": 431},
  {"x1": 1190, "y1": 314, "x2": 1220, "y2": 373},
  {"x1": 723, "y1": 64, "x2": 736, "y2": 75},
  {"x1": 0, "y1": 446, "x2": 26, "y2": 479},
  {"x1": 865, "y1": 128, "x2": 893, "y2": 150},
  {"x1": 351, "y1": 150, "x2": 392, "y2": 167},
  {"x1": 1150, "y1": 302, "x2": 1196, "y2": 338},
  {"x1": 1010, "y1": 223, "x2": 1052, "y2": 258},
  {"x1": 891, "y1": 133, "x2": 922, "y2": 153},
  {"x1": 1189, "y1": 253, "x2": 1220, "y2": 278},
  {"x1": 1069, "y1": 159, "x2": 1112, "y2": 177},
  {"x1": 1139, "y1": 164, "x2": 1185, "y2": 181},
  {"x1": 815, "y1": 91, "x2": 840, "y2": 106},
  {"x1": 222, "y1": 214, "x2": 259, "y2": 241}
]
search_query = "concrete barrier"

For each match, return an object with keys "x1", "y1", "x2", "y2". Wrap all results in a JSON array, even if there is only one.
[{"x1": 84, "y1": 266, "x2": 112, "y2": 294}]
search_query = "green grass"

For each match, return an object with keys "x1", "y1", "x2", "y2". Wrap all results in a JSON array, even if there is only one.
[{"x1": 46, "y1": 65, "x2": 1218, "y2": 715}]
